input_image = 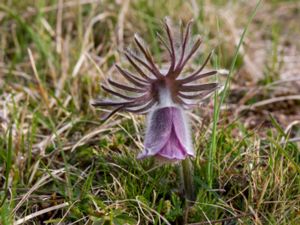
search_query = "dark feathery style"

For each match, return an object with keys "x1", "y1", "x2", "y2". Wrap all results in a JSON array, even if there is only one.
[{"x1": 92, "y1": 19, "x2": 219, "y2": 120}]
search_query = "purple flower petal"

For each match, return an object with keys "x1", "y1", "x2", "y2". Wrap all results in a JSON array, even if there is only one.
[
  {"x1": 173, "y1": 107, "x2": 194, "y2": 156},
  {"x1": 138, "y1": 106, "x2": 194, "y2": 161},
  {"x1": 138, "y1": 107, "x2": 173, "y2": 158},
  {"x1": 157, "y1": 126, "x2": 188, "y2": 160}
]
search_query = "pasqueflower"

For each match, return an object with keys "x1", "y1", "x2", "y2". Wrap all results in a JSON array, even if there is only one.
[{"x1": 92, "y1": 19, "x2": 219, "y2": 162}]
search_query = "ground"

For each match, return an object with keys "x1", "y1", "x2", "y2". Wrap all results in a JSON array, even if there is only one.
[{"x1": 0, "y1": 0, "x2": 300, "y2": 224}]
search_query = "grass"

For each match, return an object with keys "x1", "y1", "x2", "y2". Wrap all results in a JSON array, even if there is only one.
[
  {"x1": 1, "y1": 0, "x2": 300, "y2": 224},
  {"x1": 207, "y1": 0, "x2": 262, "y2": 189}
]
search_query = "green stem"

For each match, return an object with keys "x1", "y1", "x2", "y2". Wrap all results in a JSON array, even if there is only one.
[{"x1": 181, "y1": 158, "x2": 195, "y2": 202}]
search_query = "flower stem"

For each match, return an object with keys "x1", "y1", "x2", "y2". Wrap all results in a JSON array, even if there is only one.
[{"x1": 181, "y1": 158, "x2": 195, "y2": 202}]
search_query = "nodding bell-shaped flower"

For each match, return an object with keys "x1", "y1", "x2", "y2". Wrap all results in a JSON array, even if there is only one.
[{"x1": 92, "y1": 19, "x2": 220, "y2": 162}]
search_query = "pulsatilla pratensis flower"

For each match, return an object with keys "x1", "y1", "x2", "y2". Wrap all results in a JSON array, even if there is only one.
[{"x1": 92, "y1": 19, "x2": 219, "y2": 161}]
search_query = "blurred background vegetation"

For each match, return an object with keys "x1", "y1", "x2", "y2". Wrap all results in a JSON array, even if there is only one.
[{"x1": 0, "y1": 0, "x2": 300, "y2": 224}]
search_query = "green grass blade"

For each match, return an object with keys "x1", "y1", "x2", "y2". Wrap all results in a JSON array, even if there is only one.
[{"x1": 0, "y1": 127, "x2": 13, "y2": 208}]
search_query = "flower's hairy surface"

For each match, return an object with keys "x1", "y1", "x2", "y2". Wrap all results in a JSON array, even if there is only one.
[
  {"x1": 138, "y1": 106, "x2": 194, "y2": 161},
  {"x1": 92, "y1": 19, "x2": 219, "y2": 120},
  {"x1": 92, "y1": 19, "x2": 220, "y2": 161}
]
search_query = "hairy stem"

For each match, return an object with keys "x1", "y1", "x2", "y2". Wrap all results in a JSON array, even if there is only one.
[{"x1": 181, "y1": 158, "x2": 195, "y2": 202}]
